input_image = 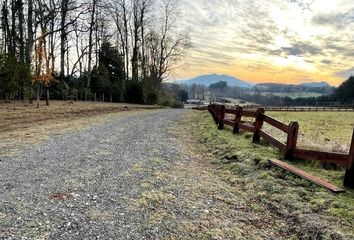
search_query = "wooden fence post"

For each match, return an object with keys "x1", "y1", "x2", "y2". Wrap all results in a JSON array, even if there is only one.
[
  {"x1": 217, "y1": 105, "x2": 221, "y2": 125},
  {"x1": 252, "y1": 108, "x2": 265, "y2": 143},
  {"x1": 233, "y1": 106, "x2": 242, "y2": 134},
  {"x1": 344, "y1": 129, "x2": 354, "y2": 188},
  {"x1": 210, "y1": 105, "x2": 217, "y2": 124},
  {"x1": 218, "y1": 105, "x2": 226, "y2": 130},
  {"x1": 285, "y1": 121, "x2": 299, "y2": 159},
  {"x1": 213, "y1": 105, "x2": 217, "y2": 124}
]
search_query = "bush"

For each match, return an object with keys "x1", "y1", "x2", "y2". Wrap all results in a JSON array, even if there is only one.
[
  {"x1": 146, "y1": 92, "x2": 159, "y2": 105},
  {"x1": 173, "y1": 100, "x2": 184, "y2": 109},
  {"x1": 160, "y1": 96, "x2": 175, "y2": 107},
  {"x1": 158, "y1": 96, "x2": 184, "y2": 109},
  {"x1": 125, "y1": 81, "x2": 144, "y2": 104}
]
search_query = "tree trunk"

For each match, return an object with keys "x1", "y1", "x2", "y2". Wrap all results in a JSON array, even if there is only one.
[
  {"x1": 60, "y1": 0, "x2": 68, "y2": 78},
  {"x1": 36, "y1": 84, "x2": 40, "y2": 108},
  {"x1": 26, "y1": 0, "x2": 33, "y2": 63},
  {"x1": 46, "y1": 88, "x2": 50, "y2": 106},
  {"x1": 18, "y1": 0, "x2": 25, "y2": 63},
  {"x1": 87, "y1": 0, "x2": 97, "y2": 96},
  {"x1": 114, "y1": 12, "x2": 126, "y2": 102},
  {"x1": 123, "y1": 2, "x2": 129, "y2": 82},
  {"x1": 49, "y1": 3, "x2": 56, "y2": 73},
  {"x1": 10, "y1": 0, "x2": 17, "y2": 57},
  {"x1": 132, "y1": 1, "x2": 140, "y2": 82}
]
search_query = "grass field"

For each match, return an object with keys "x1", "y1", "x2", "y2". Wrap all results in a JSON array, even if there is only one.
[
  {"x1": 0, "y1": 101, "x2": 158, "y2": 157},
  {"x1": 187, "y1": 110, "x2": 354, "y2": 238},
  {"x1": 266, "y1": 111, "x2": 354, "y2": 153}
]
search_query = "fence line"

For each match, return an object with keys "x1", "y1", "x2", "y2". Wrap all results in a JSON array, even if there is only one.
[
  {"x1": 248, "y1": 106, "x2": 354, "y2": 112},
  {"x1": 207, "y1": 104, "x2": 354, "y2": 189}
]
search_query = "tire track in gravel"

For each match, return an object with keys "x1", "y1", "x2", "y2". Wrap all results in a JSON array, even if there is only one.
[{"x1": 0, "y1": 109, "x2": 187, "y2": 239}]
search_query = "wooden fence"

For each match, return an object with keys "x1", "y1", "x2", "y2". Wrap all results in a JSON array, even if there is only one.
[
  {"x1": 231, "y1": 105, "x2": 354, "y2": 112},
  {"x1": 208, "y1": 104, "x2": 354, "y2": 188},
  {"x1": 265, "y1": 106, "x2": 354, "y2": 112}
]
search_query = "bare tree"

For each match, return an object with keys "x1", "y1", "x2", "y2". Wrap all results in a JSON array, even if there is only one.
[
  {"x1": 111, "y1": 0, "x2": 130, "y2": 100},
  {"x1": 17, "y1": 0, "x2": 25, "y2": 63},
  {"x1": 86, "y1": 0, "x2": 97, "y2": 96},
  {"x1": 130, "y1": 0, "x2": 152, "y2": 82},
  {"x1": 0, "y1": 0, "x2": 189, "y2": 104},
  {"x1": 140, "y1": 0, "x2": 152, "y2": 80},
  {"x1": 26, "y1": 0, "x2": 34, "y2": 66},
  {"x1": 145, "y1": 0, "x2": 189, "y2": 93},
  {"x1": 59, "y1": 0, "x2": 72, "y2": 78}
]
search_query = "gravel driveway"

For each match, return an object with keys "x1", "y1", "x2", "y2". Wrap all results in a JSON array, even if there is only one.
[{"x1": 0, "y1": 109, "x2": 187, "y2": 239}]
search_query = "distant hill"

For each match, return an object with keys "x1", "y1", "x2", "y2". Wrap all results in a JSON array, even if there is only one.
[
  {"x1": 176, "y1": 74, "x2": 252, "y2": 88},
  {"x1": 299, "y1": 82, "x2": 331, "y2": 88}
]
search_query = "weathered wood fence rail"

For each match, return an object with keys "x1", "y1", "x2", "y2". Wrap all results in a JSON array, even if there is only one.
[
  {"x1": 262, "y1": 106, "x2": 354, "y2": 112},
  {"x1": 208, "y1": 104, "x2": 354, "y2": 188}
]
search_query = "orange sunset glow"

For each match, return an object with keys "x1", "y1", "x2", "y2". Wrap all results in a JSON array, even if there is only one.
[{"x1": 173, "y1": 0, "x2": 354, "y2": 86}]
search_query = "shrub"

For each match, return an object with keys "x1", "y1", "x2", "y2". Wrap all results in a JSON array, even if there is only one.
[
  {"x1": 146, "y1": 92, "x2": 159, "y2": 105},
  {"x1": 173, "y1": 100, "x2": 184, "y2": 109},
  {"x1": 125, "y1": 81, "x2": 144, "y2": 104}
]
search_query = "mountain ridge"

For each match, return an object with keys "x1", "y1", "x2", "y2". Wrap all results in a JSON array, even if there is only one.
[
  {"x1": 175, "y1": 74, "x2": 332, "y2": 88},
  {"x1": 176, "y1": 74, "x2": 252, "y2": 88}
]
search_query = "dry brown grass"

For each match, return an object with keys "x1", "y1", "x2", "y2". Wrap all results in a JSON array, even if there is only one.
[{"x1": 0, "y1": 100, "x2": 159, "y2": 157}]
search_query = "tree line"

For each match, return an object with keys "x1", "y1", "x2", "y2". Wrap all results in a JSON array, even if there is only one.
[
  {"x1": 252, "y1": 83, "x2": 334, "y2": 95},
  {"x1": 285, "y1": 76, "x2": 354, "y2": 106},
  {"x1": 0, "y1": 0, "x2": 190, "y2": 107},
  {"x1": 197, "y1": 77, "x2": 354, "y2": 107}
]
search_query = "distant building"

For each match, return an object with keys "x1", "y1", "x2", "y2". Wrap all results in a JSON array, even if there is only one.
[{"x1": 187, "y1": 99, "x2": 203, "y2": 104}]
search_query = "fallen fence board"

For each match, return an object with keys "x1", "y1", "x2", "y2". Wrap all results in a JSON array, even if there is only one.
[
  {"x1": 292, "y1": 149, "x2": 349, "y2": 167},
  {"x1": 269, "y1": 159, "x2": 345, "y2": 193}
]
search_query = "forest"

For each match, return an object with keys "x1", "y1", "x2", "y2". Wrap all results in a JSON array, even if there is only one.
[{"x1": 0, "y1": 0, "x2": 190, "y2": 107}]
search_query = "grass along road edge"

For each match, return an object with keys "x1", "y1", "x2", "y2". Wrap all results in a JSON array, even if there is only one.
[{"x1": 176, "y1": 110, "x2": 354, "y2": 238}]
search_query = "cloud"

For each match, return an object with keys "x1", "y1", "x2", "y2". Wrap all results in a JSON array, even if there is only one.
[
  {"x1": 311, "y1": 8, "x2": 354, "y2": 30},
  {"x1": 287, "y1": 0, "x2": 313, "y2": 11},
  {"x1": 175, "y1": 0, "x2": 354, "y2": 84},
  {"x1": 321, "y1": 59, "x2": 333, "y2": 64},
  {"x1": 336, "y1": 67, "x2": 354, "y2": 78},
  {"x1": 280, "y1": 43, "x2": 321, "y2": 56}
]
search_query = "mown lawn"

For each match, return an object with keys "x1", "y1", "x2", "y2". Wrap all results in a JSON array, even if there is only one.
[{"x1": 186, "y1": 110, "x2": 354, "y2": 238}]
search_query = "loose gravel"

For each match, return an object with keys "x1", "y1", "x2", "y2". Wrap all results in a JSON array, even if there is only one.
[{"x1": 0, "y1": 109, "x2": 187, "y2": 239}]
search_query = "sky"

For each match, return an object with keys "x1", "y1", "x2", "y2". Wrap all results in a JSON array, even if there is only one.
[{"x1": 172, "y1": 0, "x2": 354, "y2": 86}]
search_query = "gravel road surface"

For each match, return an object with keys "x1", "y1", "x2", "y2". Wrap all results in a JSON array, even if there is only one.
[{"x1": 0, "y1": 109, "x2": 187, "y2": 239}]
